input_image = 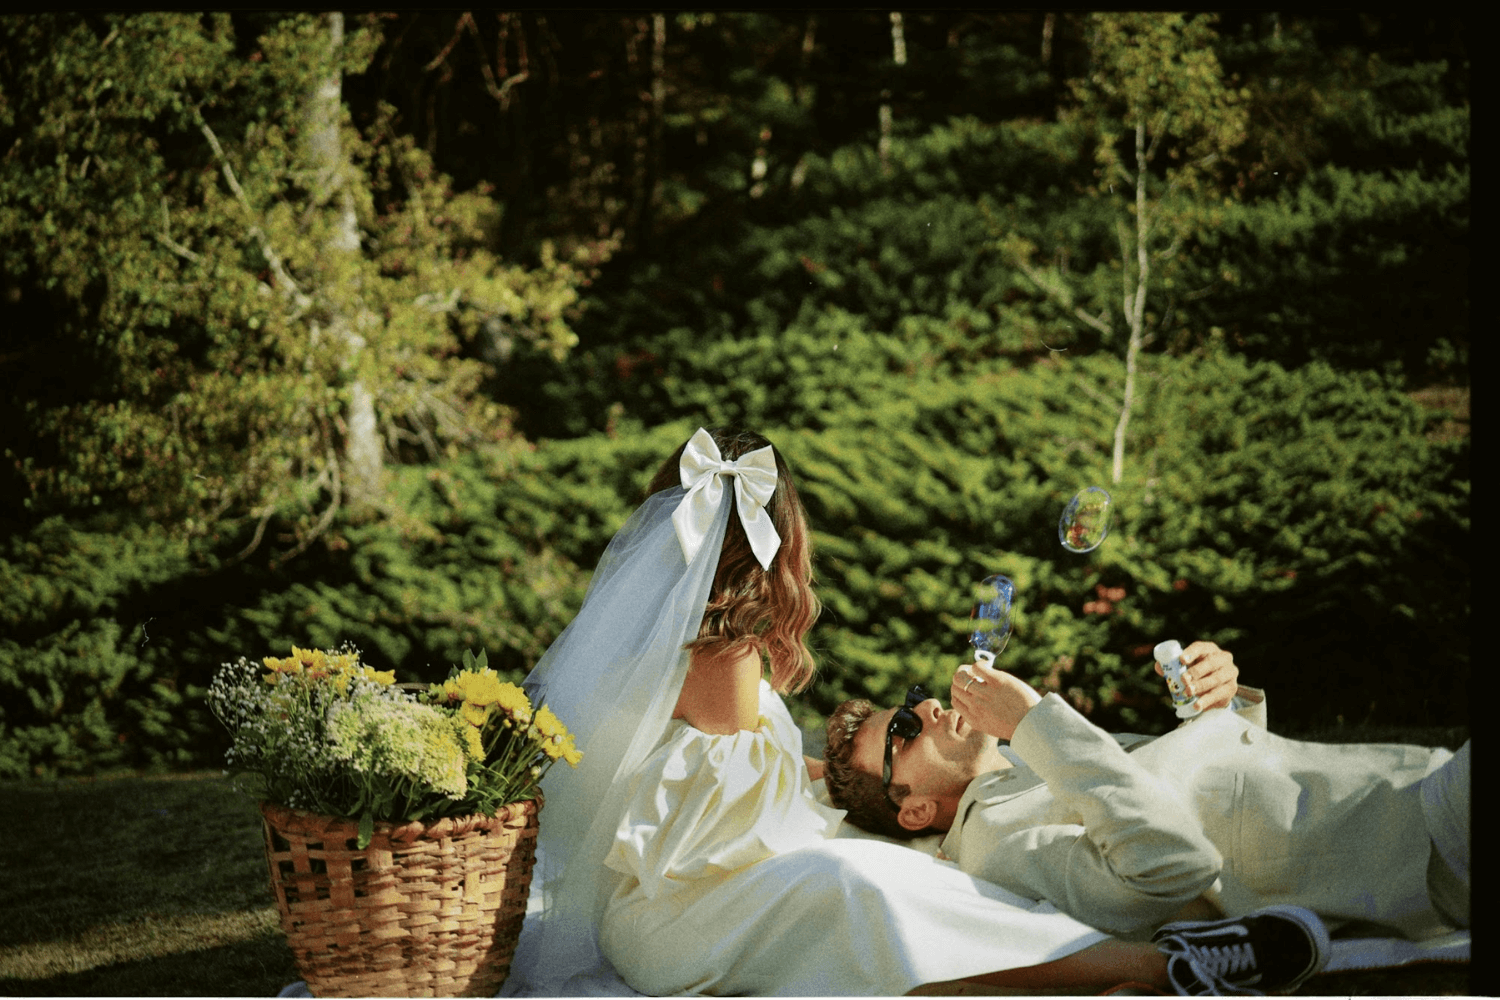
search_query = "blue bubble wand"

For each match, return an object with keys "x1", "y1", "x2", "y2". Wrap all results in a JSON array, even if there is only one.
[{"x1": 969, "y1": 574, "x2": 1016, "y2": 667}]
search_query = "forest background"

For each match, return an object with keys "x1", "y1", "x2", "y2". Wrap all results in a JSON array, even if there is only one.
[{"x1": 0, "y1": 11, "x2": 1470, "y2": 779}]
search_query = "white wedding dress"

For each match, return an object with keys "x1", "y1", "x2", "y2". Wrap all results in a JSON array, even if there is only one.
[
  {"x1": 274, "y1": 680, "x2": 1103, "y2": 998},
  {"x1": 591, "y1": 679, "x2": 1108, "y2": 996}
]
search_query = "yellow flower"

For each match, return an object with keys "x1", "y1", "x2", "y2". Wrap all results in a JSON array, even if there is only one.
[
  {"x1": 538, "y1": 724, "x2": 583, "y2": 767},
  {"x1": 261, "y1": 649, "x2": 313, "y2": 685},
  {"x1": 444, "y1": 669, "x2": 494, "y2": 703},
  {"x1": 292, "y1": 646, "x2": 327, "y2": 671},
  {"x1": 257, "y1": 645, "x2": 393, "y2": 693},
  {"x1": 460, "y1": 671, "x2": 506, "y2": 706},
  {"x1": 443, "y1": 669, "x2": 533, "y2": 724},
  {"x1": 534, "y1": 705, "x2": 567, "y2": 740},
  {"x1": 325, "y1": 664, "x2": 396, "y2": 696},
  {"x1": 494, "y1": 682, "x2": 532, "y2": 723},
  {"x1": 531, "y1": 704, "x2": 582, "y2": 765}
]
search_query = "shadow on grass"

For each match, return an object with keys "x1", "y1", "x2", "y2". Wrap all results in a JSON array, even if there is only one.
[
  {"x1": 0, "y1": 773, "x2": 272, "y2": 948},
  {"x1": 0, "y1": 772, "x2": 302, "y2": 995},
  {"x1": 2, "y1": 935, "x2": 299, "y2": 998}
]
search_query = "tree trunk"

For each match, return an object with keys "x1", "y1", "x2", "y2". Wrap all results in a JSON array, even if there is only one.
[
  {"x1": 879, "y1": 12, "x2": 906, "y2": 175},
  {"x1": 629, "y1": 14, "x2": 665, "y2": 243},
  {"x1": 795, "y1": 14, "x2": 818, "y2": 106},
  {"x1": 1111, "y1": 120, "x2": 1150, "y2": 485},
  {"x1": 304, "y1": 12, "x2": 382, "y2": 508},
  {"x1": 649, "y1": 13, "x2": 665, "y2": 218}
]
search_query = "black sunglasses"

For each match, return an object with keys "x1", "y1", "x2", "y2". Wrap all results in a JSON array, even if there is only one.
[{"x1": 882, "y1": 684, "x2": 930, "y2": 808}]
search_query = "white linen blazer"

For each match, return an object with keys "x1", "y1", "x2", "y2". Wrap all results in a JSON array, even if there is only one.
[{"x1": 940, "y1": 690, "x2": 1455, "y2": 940}]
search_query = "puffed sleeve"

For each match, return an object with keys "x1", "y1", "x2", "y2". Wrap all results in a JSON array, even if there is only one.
[{"x1": 605, "y1": 682, "x2": 843, "y2": 899}]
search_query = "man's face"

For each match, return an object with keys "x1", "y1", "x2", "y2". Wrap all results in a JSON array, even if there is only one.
[{"x1": 852, "y1": 693, "x2": 1004, "y2": 806}]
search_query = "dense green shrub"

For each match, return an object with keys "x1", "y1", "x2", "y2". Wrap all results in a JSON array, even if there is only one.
[
  {"x1": 0, "y1": 427, "x2": 692, "y2": 777},
  {"x1": 0, "y1": 518, "x2": 203, "y2": 776},
  {"x1": 779, "y1": 353, "x2": 1468, "y2": 735},
  {"x1": 1, "y1": 353, "x2": 1466, "y2": 776}
]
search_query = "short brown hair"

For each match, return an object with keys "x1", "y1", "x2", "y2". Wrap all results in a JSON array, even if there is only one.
[{"x1": 824, "y1": 698, "x2": 936, "y2": 841}]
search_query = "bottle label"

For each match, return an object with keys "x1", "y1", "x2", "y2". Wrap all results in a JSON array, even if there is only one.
[
  {"x1": 1153, "y1": 639, "x2": 1201, "y2": 719},
  {"x1": 1162, "y1": 659, "x2": 1195, "y2": 710}
]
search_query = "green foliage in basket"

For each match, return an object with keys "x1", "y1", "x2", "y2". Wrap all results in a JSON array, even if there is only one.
[{"x1": 207, "y1": 645, "x2": 578, "y2": 846}]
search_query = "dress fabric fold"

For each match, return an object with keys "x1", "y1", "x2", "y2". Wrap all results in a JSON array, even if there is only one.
[{"x1": 597, "y1": 681, "x2": 1110, "y2": 996}]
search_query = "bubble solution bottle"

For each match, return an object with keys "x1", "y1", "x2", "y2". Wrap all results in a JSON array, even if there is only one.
[{"x1": 1153, "y1": 640, "x2": 1201, "y2": 719}]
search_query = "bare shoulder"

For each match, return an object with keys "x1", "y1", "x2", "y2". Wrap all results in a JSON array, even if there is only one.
[{"x1": 673, "y1": 645, "x2": 764, "y2": 734}]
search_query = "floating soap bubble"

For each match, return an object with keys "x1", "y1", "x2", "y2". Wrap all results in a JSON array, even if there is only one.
[
  {"x1": 1059, "y1": 486, "x2": 1113, "y2": 553},
  {"x1": 969, "y1": 574, "x2": 1015, "y2": 665}
]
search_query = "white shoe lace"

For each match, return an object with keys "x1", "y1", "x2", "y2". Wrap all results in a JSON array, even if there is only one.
[
  {"x1": 1183, "y1": 942, "x2": 1263, "y2": 996},
  {"x1": 1196, "y1": 942, "x2": 1257, "y2": 980}
]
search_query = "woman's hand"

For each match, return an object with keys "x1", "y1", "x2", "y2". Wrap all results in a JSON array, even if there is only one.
[
  {"x1": 1154, "y1": 640, "x2": 1239, "y2": 712},
  {"x1": 950, "y1": 660, "x2": 1042, "y2": 741}
]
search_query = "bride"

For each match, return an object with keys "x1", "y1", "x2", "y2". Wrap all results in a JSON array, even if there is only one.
[{"x1": 502, "y1": 427, "x2": 1292, "y2": 996}]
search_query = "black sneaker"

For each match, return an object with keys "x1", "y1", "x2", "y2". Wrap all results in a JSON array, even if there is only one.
[{"x1": 1152, "y1": 904, "x2": 1330, "y2": 996}]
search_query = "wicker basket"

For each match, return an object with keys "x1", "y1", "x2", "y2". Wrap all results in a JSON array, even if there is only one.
[{"x1": 260, "y1": 798, "x2": 540, "y2": 998}]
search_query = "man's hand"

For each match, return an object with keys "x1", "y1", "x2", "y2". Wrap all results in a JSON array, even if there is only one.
[
  {"x1": 950, "y1": 660, "x2": 1042, "y2": 741},
  {"x1": 1153, "y1": 640, "x2": 1239, "y2": 712}
]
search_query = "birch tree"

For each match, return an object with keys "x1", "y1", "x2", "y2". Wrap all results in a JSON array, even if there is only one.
[
  {"x1": 299, "y1": 13, "x2": 382, "y2": 508},
  {"x1": 998, "y1": 13, "x2": 1247, "y2": 483},
  {"x1": 878, "y1": 11, "x2": 906, "y2": 176}
]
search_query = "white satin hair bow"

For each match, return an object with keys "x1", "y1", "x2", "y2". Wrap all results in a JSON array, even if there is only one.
[{"x1": 672, "y1": 428, "x2": 783, "y2": 571}]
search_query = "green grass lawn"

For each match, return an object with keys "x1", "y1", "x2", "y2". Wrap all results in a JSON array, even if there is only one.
[
  {"x1": 0, "y1": 726, "x2": 1472, "y2": 996},
  {"x1": 0, "y1": 773, "x2": 300, "y2": 996}
]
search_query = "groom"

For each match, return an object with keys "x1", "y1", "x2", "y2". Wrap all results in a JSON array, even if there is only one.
[{"x1": 822, "y1": 642, "x2": 1469, "y2": 943}]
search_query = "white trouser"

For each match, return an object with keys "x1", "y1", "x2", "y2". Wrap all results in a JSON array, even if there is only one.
[{"x1": 1422, "y1": 740, "x2": 1470, "y2": 927}]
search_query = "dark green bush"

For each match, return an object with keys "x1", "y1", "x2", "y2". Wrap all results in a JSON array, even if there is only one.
[
  {"x1": 779, "y1": 352, "x2": 1468, "y2": 735},
  {"x1": 1, "y1": 351, "x2": 1466, "y2": 777},
  {"x1": 0, "y1": 428, "x2": 687, "y2": 778}
]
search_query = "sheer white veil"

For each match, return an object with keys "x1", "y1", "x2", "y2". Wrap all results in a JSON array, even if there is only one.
[{"x1": 505, "y1": 480, "x2": 733, "y2": 994}]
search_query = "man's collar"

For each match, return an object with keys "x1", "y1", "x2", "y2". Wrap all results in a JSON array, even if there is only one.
[{"x1": 937, "y1": 758, "x2": 1043, "y2": 862}]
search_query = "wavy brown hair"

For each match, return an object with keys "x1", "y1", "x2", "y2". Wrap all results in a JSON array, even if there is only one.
[{"x1": 645, "y1": 428, "x2": 820, "y2": 694}]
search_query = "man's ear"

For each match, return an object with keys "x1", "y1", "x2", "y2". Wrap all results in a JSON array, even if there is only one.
[{"x1": 896, "y1": 794, "x2": 938, "y2": 833}]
